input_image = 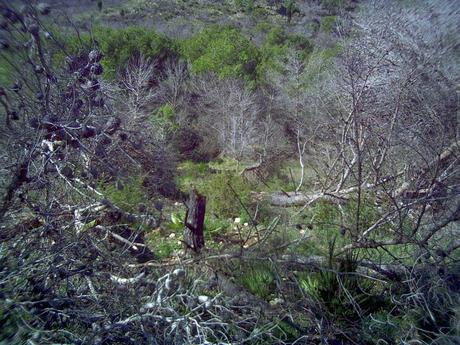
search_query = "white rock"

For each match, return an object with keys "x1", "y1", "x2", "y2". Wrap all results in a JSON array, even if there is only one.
[
  {"x1": 198, "y1": 295, "x2": 210, "y2": 303},
  {"x1": 234, "y1": 217, "x2": 241, "y2": 223},
  {"x1": 143, "y1": 302, "x2": 155, "y2": 309},
  {"x1": 169, "y1": 233, "x2": 176, "y2": 238},
  {"x1": 269, "y1": 298, "x2": 284, "y2": 306}
]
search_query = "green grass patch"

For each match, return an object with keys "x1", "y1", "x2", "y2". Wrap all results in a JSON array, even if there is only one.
[{"x1": 239, "y1": 263, "x2": 275, "y2": 300}]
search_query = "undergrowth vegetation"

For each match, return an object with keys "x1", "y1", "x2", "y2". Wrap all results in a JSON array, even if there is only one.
[{"x1": 0, "y1": 1, "x2": 459, "y2": 344}]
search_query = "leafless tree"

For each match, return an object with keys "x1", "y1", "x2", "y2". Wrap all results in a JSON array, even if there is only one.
[
  {"x1": 194, "y1": 75, "x2": 262, "y2": 160},
  {"x1": 120, "y1": 54, "x2": 158, "y2": 121},
  {"x1": 268, "y1": 13, "x2": 460, "y2": 332}
]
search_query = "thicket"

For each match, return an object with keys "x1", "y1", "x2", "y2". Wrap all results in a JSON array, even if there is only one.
[
  {"x1": 180, "y1": 25, "x2": 260, "y2": 83},
  {"x1": 0, "y1": 1, "x2": 459, "y2": 344}
]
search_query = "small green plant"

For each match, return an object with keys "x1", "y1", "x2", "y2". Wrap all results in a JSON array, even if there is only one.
[
  {"x1": 284, "y1": 0, "x2": 300, "y2": 23},
  {"x1": 204, "y1": 216, "x2": 231, "y2": 240},
  {"x1": 320, "y1": 15, "x2": 337, "y2": 32},
  {"x1": 147, "y1": 231, "x2": 182, "y2": 259},
  {"x1": 150, "y1": 103, "x2": 178, "y2": 136},
  {"x1": 0, "y1": 57, "x2": 13, "y2": 86},
  {"x1": 240, "y1": 264, "x2": 275, "y2": 299},
  {"x1": 299, "y1": 239, "x2": 387, "y2": 322},
  {"x1": 234, "y1": 0, "x2": 254, "y2": 13},
  {"x1": 0, "y1": 302, "x2": 20, "y2": 342},
  {"x1": 100, "y1": 176, "x2": 149, "y2": 213},
  {"x1": 157, "y1": 103, "x2": 175, "y2": 120},
  {"x1": 255, "y1": 21, "x2": 271, "y2": 33},
  {"x1": 245, "y1": 0, "x2": 254, "y2": 13}
]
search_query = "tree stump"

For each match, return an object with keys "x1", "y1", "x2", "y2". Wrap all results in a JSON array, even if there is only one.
[{"x1": 184, "y1": 189, "x2": 206, "y2": 252}]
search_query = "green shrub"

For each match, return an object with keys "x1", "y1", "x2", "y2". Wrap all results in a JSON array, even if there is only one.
[
  {"x1": 257, "y1": 27, "x2": 313, "y2": 83},
  {"x1": 207, "y1": 157, "x2": 241, "y2": 172},
  {"x1": 201, "y1": 172, "x2": 253, "y2": 219},
  {"x1": 150, "y1": 103, "x2": 179, "y2": 136},
  {"x1": 49, "y1": 26, "x2": 175, "y2": 78},
  {"x1": 176, "y1": 160, "x2": 211, "y2": 192},
  {"x1": 94, "y1": 26, "x2": 174, "y2": 77},
  {"x1": 298, "y1": 241, "x2": 388, "y2": 323},
  {"x1": 100, "y1": 176, "x2": 149, "y2": 213},
  {"x1": 177, "y1": 160, "x2": 253, "y2": 220},
  {"x1": 320, "y1": 15, "x2": 337, "y2": 32},
  {"x1": 180, "y1": 26, "x2": 260, "y2": 82},
  {"x1": 255, "y1": 21, "x2": 272, "y2": 33}
]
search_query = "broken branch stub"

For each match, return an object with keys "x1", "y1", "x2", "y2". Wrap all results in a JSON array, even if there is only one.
[{"x1": 184, "y1": 189, "x2": 206, "y2": 252}]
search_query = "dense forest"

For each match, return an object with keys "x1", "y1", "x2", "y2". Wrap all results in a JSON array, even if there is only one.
[{"x1": 0, "y1": 0, "x2": 459, "y2": 344}]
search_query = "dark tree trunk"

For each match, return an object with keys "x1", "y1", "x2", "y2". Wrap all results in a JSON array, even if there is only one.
[{"x1": 184, "y1": 189, "x2": 206, "y2": 252}]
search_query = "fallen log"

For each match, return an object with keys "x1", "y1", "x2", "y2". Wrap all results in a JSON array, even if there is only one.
[
  {"x1": 262, "y1": 140, "x2": 460, "y2": 207},
  {"x1": 255, "y1": 191, "x2": 349, "y2": 207},
  {"x1": 279, "y1": 254, "x2": 409, "y2": 281}
]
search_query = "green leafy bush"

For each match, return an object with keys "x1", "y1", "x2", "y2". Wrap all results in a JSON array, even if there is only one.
[
  {"x1": 94, "y1": 26, "x2": 175, "y2": 77},
  {"x1": 177, "y1": 161, "x2": 253, "y2": 220},
  {"x1": 50, "y1": 26, "x2": 175, "y2": 78},
  {"x1": 150, "y1": 103, "x2": 179, "y2": 136},
  {"x1": 180, "y1": 26, "x2": 260, "y2": 81},
  {"x1": 201, "y1": 172, "x2": 253, "y2": 219},
  {"x1": 100, "y1": 176, "x2": 149, "y2": 213},
  {"x1": 176, "y1": 160, "x2": 211, "y2": 192},
  {"x1": 257, "y1": 27, "x2": 313, "y2": 83}
]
